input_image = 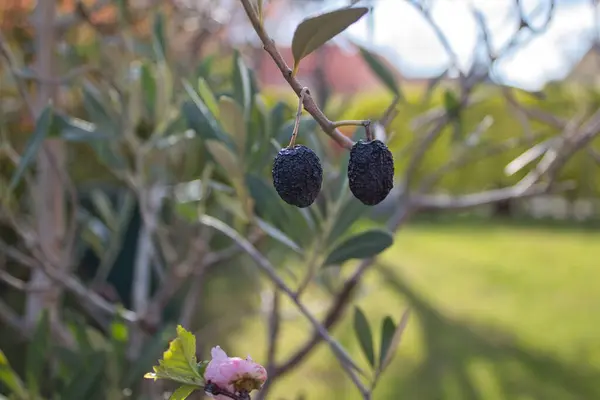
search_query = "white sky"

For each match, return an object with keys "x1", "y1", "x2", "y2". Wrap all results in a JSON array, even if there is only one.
[{"x1": 250, "y1": 0, "x2": 600, "y2": 91}]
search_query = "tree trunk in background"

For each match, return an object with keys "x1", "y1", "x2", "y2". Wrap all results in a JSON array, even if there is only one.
[{"x1": 24, "y1": 0, "x2": 66, "y2": 331}]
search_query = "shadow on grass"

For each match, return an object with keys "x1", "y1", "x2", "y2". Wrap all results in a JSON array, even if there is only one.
[{"x1": 370, "y1": 264, "x2": 600, "y2": 400}]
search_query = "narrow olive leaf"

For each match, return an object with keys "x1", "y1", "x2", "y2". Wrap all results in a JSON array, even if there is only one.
[
  {"x1": 327, "y1": 196, "x2": 369, "y2": 247},
  {"x1": 381, "y1": 308, "x2": 410, "y2": 371},
  {"x1": 9, "y1": 104, "x2": 54, "y2": 191},
  {"x1": 504, "y1": 138, "x2": 555, "y2": 176},
  {"x1": 324, "y1": 229, "x2": 394, "y2": 266},
  {"x1": 232, "y1": 50, "x2": 252, "y2": 116},
  {"x1": 378, "y1": 316, "x2": 396, "y2": 370},
  {"x1": 197, "y1": 77, "x2": 219, "y2": 118},
  {"x1": 291, "y1": 7, "x2": 369, "y2": 75},
  {"x1": 255, "y1": 217, "x2": 302, "y2": 254},
  {"x1": 205, "y1": 140, "x2": 239, "y2": 177},
  {"x1": 357, "y1": 45, "x2": 400, "y2": 97},
  {"x1": 182, "y1": 79, "x2": 223, "y2": 141},
  {"x1": 91, "y1": 189, "x2": 118, "y2": 232},
  {"x1": 219, "y1": 96, "x2": 246, "y2": 155},
  {"x1": 353, "y1": 307, "x2": 375, "y2": 367},
  {"x1": 153, "y1": 11, "x2": 167, "y2": 60},
  {"x1": 169, "y1": 385, "x2": 197, "y2": 400},
  {"x1": 141, "y1": 62, "x2": 157, "y2": 117},
  {"x1": 0, "y1": 350, "x2": 26, "y2": 398}
]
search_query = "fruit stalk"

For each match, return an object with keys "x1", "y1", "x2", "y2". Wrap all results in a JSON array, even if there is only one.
[{"x1": 288, "y1": 87, "x2": 309, "y2": 148}]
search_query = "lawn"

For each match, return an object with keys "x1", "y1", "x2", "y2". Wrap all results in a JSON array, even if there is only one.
[{"x1": 228, "y1": 220, "x2": 600, "y2": 399}]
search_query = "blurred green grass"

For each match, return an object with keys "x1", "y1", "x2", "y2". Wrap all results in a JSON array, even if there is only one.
[{"x1": 227, "y1": 220, "x2": 600, "y2": 399}]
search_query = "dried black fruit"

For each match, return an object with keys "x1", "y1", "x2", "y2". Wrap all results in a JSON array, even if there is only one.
[
  {"x1": 272, "y1": 145, "x2": 323, "y2": 208},
  {"x1": 348, "y1": 139, "x2": 394, "y2": 206}
]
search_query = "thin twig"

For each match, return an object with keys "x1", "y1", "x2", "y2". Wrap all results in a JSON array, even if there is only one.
[
  {"x1": 199, "y1": 215, "x2": 370, "y2": 399},
  {"x1": 288, "y1": 88, "x2": 309, "y2": 148}
]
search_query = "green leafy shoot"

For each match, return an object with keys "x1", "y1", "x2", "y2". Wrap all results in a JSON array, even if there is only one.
[{"x1": 144, "y1": 325, "x2": 204, "y2": 386}]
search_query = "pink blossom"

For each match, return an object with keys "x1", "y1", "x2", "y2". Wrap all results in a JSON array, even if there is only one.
[{"x1": 204, "y1": 346, "x2": 267, "y2": 398}]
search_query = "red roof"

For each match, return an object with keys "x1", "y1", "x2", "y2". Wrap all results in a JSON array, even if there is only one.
[{"x1": 256, "y1": 44, "x2": 417, "y2": 95}]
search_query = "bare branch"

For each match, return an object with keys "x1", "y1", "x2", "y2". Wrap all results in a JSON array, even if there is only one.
[
  {"x1": 237, "y1": 0, "x2": 355, "y2": 150},
  {"x1": 199, "y1": 214, "x2": 370, "y2": 398}
]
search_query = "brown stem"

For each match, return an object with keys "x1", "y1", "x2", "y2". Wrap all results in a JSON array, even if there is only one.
[
  {"x1": 288, "y1": 88, "x2": 309, "y2": 147},
  {"x1": 238, "y1": 0, "x2": 354, "y2": 150}
]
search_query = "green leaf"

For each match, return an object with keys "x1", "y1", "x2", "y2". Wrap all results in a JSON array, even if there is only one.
[
  {"x1": 255, "y1": 217, "x2": 302, "y2": 254},
  {"x1": 380, "y1": 309, "x2": 410, "y2": 371},
  {"x1": 327, "y1": 196, "x2": 369, "y2": 247},
  {"x1": 0, "y1": 349, "x2": 27, "y2": 399},
  {"x1": 60, "y1": 351, "x2": 107, "y2": 400},
  {"x1": 353, "y1": 307, "x2": 375, "y2": 367},
  {"x1": 144, "y1": 325, "x2": 203, "y2": 386},
  {"x1": 219, "y1": 96, "x2": 246, "y2": 155},
  {"x1": 153, "y1": 11, "x2": 167, "y2": 60},
  {"x1": 26, "y1": 310, "x2": 50, "y2": 396},
  {"x1": 357, "y1": 45, "x2": 400, "y2": 97},
  {"x1": 91, "y1": 189, "x2": 117, "y2": 232},
  {"x1": 82, "y1": 81, "x2": 116, "y2": 135},
  {"x1": 169, "y1": 385, "x2": 197, "y2": 400},
  {"x1": 443, "y1": 89, "x2": 461, "y2": 119},
  {"x1": 378, "y1": 316, "x2": 396, "y2": 370},
  {"x1": 206, "y1": 140, "x2": 239, "y2": 178},
  {"x1": 291, "y1": 7, "x2": 369, "y2": 75},
  {"x1": 246, "y1": 174, "x2": 315, "y2": 247},
  {"x1": 9, "y1": 104, "x2": 54, "y2": 191},
  {"x1": 141, "y1": 62, "x2": 157, "y2": 118},
  {"x1": 110, "y1": 320, "x2": 128, "y2": 343},
  {"x1": 232, "y1": 50, "x2": 252, "y2": 116},
  {"x1": 56, "y1": 114, "x2": 111, "y2": 142},
  {"x1": 182, "y1": 80, "x2": 225, "y2": 142},
  {"x1": 324, "y1": 229, "x2": 394, "y2": 266},
  {"x1": 197, "y1": 78, "x2": 219, "y2": 118}
]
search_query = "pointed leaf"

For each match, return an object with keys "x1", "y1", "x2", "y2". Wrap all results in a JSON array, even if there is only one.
[
  {"x1": 353, "y1": 307, "x2": 375, "y2": 367},
  {"x1": 255, "y1": 217, "x2": 302, "y2": 254},
  {"x1": 153, "y1": 11, "x2": 167, "y2": 60},
  {"x1": 291, "y1": 7, "x2": 369, "y2": 74},
  {"x1": 219, "y1": 97, "x2": 246, "y2": 155},
  {"x1": 197, "y1": 78, "x2": 219, "y2": 118},
  {"x1": 144, "y1": 325, "x2": 203, "y2": 386},
  {"x1": 381, "y1": 309, "x2": 410, "y2": 371},
  {"x1": 9, "y1": 104, "x2": 53, "y2": 191},
  {"x1": 141, "y1": 62, "x2": 157, "y2": 117},
  {"x1": 206, "y1": 140, "x2": 239, "y2": 177},
  {"x1": 169, "y1": 385, "x2": 197, "y2": 400},
  {"x1": 91, "y1": 189, "x2": 117, "y2": 232},
  {"x1": 182, "y1": 80, "x2": 225, "y2": 142},
  {"x1": 324, "y1": 229, "x2": 393, "y2": 266},
  {"x1": 26, "y1": 310, "x2": 50, "y2": 396},
  {"x1": 232, "y1": 50, "x2": 252, "y2": 116},
  {"x1": 60, "y1": 351, "x2": 107, "y2": 399},
  {"x1": 378, "y1": 316, "x2": 396, "y2": 370},
  {"x1": 327, "y1": 196, "x2": 369, "y2": 246},
  {"x1": 357, "y1": 45, "x2": 400, "y2": 97},
  {"x1": 0, "y1": 349, "x2": 27, "y2": 398}
]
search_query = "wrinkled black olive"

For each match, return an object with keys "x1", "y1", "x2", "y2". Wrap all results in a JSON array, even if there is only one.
[
  {"x1": 348, "y1": 139, "x2": 394, "y2": 206},
  {"x1": 272, "y1": 145, "x2": 323, "y2": 208}
]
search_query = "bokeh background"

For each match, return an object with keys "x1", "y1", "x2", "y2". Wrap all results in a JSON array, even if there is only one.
[{"x1": 1, "y1": 0, "x2": 599, "y2": 399}]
